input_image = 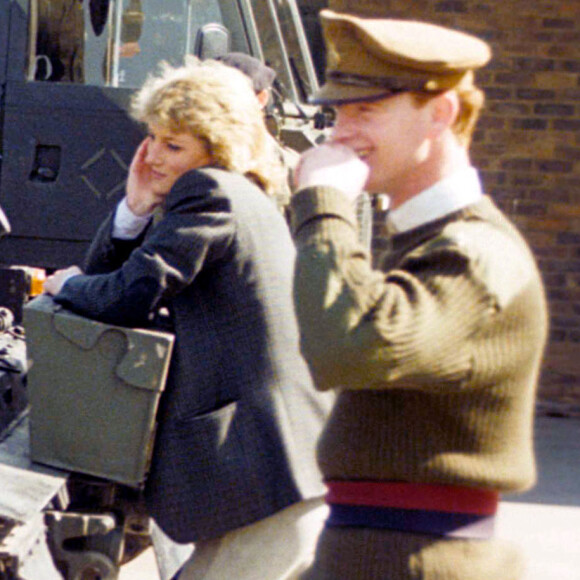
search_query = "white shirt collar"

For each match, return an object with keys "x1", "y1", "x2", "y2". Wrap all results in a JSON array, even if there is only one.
[{"x1": 387, "y1": 166, "x2": 483, "y2": 233}]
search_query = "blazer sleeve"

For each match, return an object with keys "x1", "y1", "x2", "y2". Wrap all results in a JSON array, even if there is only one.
[
  {"x1": 81, "y1": 212, "x2": 149, "y2": 275},
  {"x1": 54, "y1": 170, "x2": 236, "y2": 327}
]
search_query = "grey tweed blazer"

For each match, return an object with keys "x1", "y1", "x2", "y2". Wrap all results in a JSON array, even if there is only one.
[{"x1": 55, "y1": 167, "x2": 333, "y2": 542}]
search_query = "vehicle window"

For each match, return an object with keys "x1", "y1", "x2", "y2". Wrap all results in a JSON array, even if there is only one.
[
  {"x1": 110, "y1": 0, "x2": 230, "y2": 87},
  {"x1": 91, "y1": 0, "x2": 225, "y2": 87},
  {"x1": 28, "y1": 0, "x2": 315, "y2": 102},
  {"x1": 31, "y1": 0, "x2": 226, "y2": 88},
  {"x1": 33, "y1": 0, "x2": 85, "y2": 82}
]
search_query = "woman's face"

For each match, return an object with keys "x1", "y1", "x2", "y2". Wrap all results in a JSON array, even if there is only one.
[{"x1": 144, "y1": 123, "x2": 213, "y2": 195}]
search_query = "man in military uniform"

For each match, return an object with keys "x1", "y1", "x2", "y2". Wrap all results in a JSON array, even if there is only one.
[{"x1": 290, "y1": 10, "x2": 548, "y2": 579}]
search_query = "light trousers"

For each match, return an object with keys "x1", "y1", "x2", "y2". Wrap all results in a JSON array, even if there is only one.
[{"x1": 178, "y1": 497, "x2": 328, "y2": 580}]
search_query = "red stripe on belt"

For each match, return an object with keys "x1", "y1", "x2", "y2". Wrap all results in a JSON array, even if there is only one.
[{"x1": 325, "y1": 480, "x2": 499, "y2": 516}]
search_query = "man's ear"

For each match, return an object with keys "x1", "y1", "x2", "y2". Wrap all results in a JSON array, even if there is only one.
[
  {"x1": 256, "y1": 88, "x2": 270, "y2": 109},
  {"x1": 429, "y1": 91, "x2": 460, "y2": 137}
]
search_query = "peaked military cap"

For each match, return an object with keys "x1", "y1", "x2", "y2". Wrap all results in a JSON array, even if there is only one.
[{"x1": 311, "y1": 10, "x2": 491, "y2": 105}]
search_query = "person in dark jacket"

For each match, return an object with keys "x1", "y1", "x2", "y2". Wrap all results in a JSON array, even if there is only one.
[{"x1": 44, "y1": 57, "x2": 333, "y2": 580}]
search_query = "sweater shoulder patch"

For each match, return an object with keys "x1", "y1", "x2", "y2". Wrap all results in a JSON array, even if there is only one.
[{"x1": 442, "y1": 220, "x2": 538, "y2": 310}]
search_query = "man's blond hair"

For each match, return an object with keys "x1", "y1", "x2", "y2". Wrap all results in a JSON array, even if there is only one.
[{"x1": 412, "y1": 83, "x2": 485, "y2": 148}]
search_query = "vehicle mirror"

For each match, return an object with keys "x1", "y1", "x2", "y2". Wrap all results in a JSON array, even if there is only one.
[{"x1": 194, "y1": 23, "x2": 230, "y2": 60}]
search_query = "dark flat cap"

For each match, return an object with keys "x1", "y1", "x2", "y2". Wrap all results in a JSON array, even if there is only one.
[
  {"x1": 312, "y1": 10, "x2": 492, "y2": 105},
  {"x1": 218, "y1": 52, "x2": 276, "y2": 93}
]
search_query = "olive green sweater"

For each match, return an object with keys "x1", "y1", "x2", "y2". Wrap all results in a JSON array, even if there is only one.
[{"x1": 291, "y1": 186, "x2": 548, "y2": 579}]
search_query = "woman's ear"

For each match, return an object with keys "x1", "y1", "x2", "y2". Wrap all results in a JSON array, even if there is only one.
[{"x1": 429, "y1": 91, "x2": 460, "y2": 138}]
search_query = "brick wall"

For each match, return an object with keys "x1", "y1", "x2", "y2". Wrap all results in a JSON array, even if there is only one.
[{"x1": 304, "y1": 0, "x2": 580, "y2": 407}]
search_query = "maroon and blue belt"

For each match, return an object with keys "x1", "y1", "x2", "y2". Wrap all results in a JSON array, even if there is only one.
[{"x1": 325, "y1": 480, "x2": 499, "y2": 539}]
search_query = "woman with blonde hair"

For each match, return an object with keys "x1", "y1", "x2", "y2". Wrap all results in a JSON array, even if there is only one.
[
  {"x1": 130, "y1": 56, "x2": 285, "y2": 199},
  {"x1": 44, "y1": 58, "x2": 333, "y2": 579}
]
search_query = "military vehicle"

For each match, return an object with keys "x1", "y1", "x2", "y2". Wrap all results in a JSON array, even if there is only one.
[
  {"x1": 0, "y1": 1, "x2": 327, "y2": 578},
  {"x1": 0, "y1": 0, "x2": 324, "y2": 272}
]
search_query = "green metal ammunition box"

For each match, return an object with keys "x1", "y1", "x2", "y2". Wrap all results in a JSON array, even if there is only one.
[{"x1": 23, "y1": 295, "x2": 174, "y2": 488}]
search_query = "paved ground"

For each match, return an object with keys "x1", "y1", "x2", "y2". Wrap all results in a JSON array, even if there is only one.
[
  {"x1": 120, "y1": 413, "x2": 580, "y2": 580},
  {"x1": 496, "y1": 413, "x2": 580, "y2": 580}
]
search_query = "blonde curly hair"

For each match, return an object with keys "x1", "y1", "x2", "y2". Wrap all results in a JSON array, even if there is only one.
[{"x1": 130, "y1": 57, "x2": 284, "y2": 196}]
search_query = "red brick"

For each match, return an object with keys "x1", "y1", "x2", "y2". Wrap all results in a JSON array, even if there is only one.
[
  {"x1": 534, "y1": 103, "x2": 575, "y2": 115},
  {"x1": 536, "y1": 159, "x2": 574, "y2": 173},
  {"x1": 516, "y1": 88, "x2": 556, "y2": 100},
  {"x1": 554, "y1": 120, "x2": 580, "y2": 132},
  {"x1": 542, "y1": 18, "x2": 576, "y2": 30},
  {"x1": 554, "y1": 145, "x2": 580, "y2": 161},
  {"x1": 512, "y1": 118, "x2": 549, "y2": 129},
  {"x1": 488, "y1": 102, "x2": 531, "y2": 115},
  {"x1": 325, "y1": 0, "x2": 580, "y2": 402},
  {"x1": 434, "y1": 1, "x2": 469, "y2": 13}
]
